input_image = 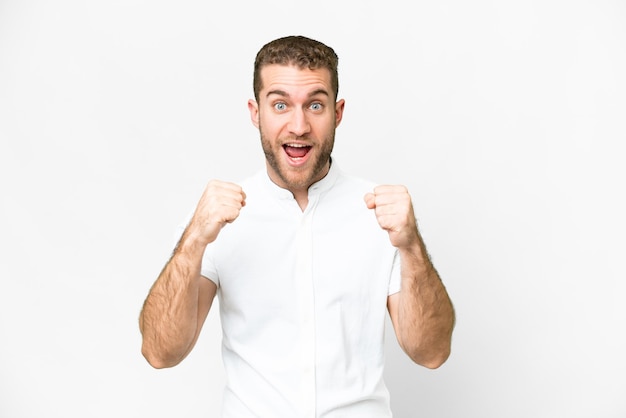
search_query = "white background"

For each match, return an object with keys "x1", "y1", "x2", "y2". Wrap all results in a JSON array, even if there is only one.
[{"x1": 1, "y1": 1, "x2": 625, "y2": 417}]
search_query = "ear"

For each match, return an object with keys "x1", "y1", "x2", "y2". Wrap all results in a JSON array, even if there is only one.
[
  {"x1": 335, "y1": 99, "x2": 345, "y2": 127},
  {"x1": 248, "y1": 99, "x2": 260, "y2": 129}
]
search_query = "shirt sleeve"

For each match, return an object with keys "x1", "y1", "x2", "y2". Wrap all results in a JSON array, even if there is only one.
[
  {"x1": 200, "y1": 246, "x2": 219, "y2": 287},
  {"x1": 387, "y1": 249, "x2": 402, "y2": 296}
]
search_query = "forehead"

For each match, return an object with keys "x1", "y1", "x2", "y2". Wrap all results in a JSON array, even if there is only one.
[{"x1": 259, "y1": 64, "x2": 332, "y2": 97}]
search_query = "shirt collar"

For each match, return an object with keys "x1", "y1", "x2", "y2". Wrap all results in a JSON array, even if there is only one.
[{"x1": 261, "y1": 158, "x2": 340, "y2": 200}]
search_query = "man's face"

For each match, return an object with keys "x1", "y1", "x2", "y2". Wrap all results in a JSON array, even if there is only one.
[{"x1": 248, "y1": 64, "x2": 345, "y2": 195}]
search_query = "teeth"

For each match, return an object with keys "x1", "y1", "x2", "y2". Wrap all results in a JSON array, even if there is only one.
[{"x1": 286, "y1": 143, "x2": 308, "y2": 147}]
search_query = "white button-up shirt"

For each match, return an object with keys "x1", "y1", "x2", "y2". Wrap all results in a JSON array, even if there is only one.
[{"x1": 200, "y1": 162, "x2": 401, "y2": 417}]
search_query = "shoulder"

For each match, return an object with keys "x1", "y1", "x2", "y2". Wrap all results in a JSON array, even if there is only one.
[
  {"x1": 238, "y1": 169, "x2": 266, "y2": 191},
  {"x1": 319, "y1": 169, "x2": 379, "y2": 221},
  {"x1": 332, "y1": 169, "x2": 379, "y2": 197}
]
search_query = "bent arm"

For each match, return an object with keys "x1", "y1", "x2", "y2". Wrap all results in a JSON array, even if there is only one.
[
  {"x1": 139, "y1": 231, "x2": 217, "y2": 369},
  {"x1": 139, "y1": 179, "x2": 245, "y2": 369},
  {"x1": 387, "y1": 236, "x2": 455, "y2": 369},
  {"x1": 365, "y1": 185, "x2": 455, "y2": 368}
]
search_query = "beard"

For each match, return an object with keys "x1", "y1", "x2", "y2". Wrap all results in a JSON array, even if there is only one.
[{"x1": 260, "y1": 125, "x2": 335, "y2": 192}]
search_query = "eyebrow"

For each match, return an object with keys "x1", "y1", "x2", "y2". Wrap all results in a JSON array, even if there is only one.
[{"x1": 266, "y1": 89, "x2": 330, "y2": 99}]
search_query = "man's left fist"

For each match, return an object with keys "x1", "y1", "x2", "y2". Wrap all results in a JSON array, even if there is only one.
[{"x1": 364, "y1": 185, "x2": 419, "y2": 249}]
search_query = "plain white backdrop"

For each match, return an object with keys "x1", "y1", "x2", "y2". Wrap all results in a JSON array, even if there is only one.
[{"x1": 1, "y1": 0, "x2": 625, "y2": 417}]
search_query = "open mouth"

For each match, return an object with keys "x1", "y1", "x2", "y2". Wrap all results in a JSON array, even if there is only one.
[{"x1": 283, "y1": 143, "x2": 312, "y2": 161}]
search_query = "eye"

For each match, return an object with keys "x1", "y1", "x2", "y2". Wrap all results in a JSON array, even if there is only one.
[
  {"x1": 274, "y1": 102, "x2": 287, "y2": 111},
  {"x1": 310, "y1": 102, "x2": 323, "y2": 111}
]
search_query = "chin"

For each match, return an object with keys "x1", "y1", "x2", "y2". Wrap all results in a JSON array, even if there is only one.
[{"x1": 278, "y1": 170, "x2": 316, "y2": 191}]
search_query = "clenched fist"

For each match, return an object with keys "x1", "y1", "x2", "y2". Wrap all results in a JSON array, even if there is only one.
[
  {"x1": 187, "y1": 180, "x2": 246, "y2": 246},
  {"x1": 364, "y1": 185, "x2": 419, "y2": 249}
]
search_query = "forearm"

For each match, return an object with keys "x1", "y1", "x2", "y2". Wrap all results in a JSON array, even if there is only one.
[
  {"x1": 395, "y1": 238, "x2": 455, "y2": 368},
  {"x1": 140, "y1": 232, "x2": 206, "y2": 368}
]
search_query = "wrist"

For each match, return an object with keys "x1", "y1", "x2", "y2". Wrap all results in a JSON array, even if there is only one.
[
  {"x1": 398, "y1": 239, "x2": 434, "y2": 275},
  {"x1": 176, "y1": 227, "x2": 211, "y2": 258}
]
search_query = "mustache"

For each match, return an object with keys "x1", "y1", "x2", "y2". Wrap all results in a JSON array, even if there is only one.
[{"x1": 282, "y1": 135, "x2": 312, "y2": 142}]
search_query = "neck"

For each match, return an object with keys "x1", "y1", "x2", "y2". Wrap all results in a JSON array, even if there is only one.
[
  {"x1": 294, "y1": 191, "x2": 309, "y2": 211},
  {"x1": 266, "y1": 158, "x2": 332, "y2": 212}
]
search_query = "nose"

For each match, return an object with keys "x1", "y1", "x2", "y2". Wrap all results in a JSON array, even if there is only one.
[{"x1": 288, "y1": 107, "x2": 311, "y2": 137}]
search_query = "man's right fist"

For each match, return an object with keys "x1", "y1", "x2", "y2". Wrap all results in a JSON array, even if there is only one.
[{"x1": 188, "y1": 180, "x2": 246, "y2": 246}]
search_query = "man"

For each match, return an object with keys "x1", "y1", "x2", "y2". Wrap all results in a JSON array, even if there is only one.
[{"x1": 140, "y1": 35, "x2": 455, "y2": 417}]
